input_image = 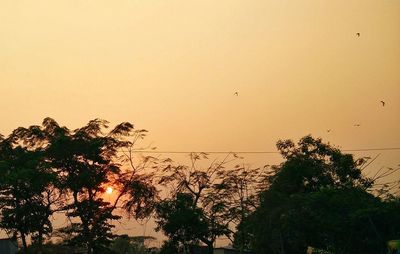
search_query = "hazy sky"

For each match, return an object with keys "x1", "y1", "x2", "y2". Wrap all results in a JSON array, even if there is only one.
[{"x1": 1, "y1": 0, "x2": 399, "y2": 245}]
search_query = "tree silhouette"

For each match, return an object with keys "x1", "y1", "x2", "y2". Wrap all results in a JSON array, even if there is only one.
[
  {"x1": 0, "y1": 118, "x2": 160, "y2": 254},
  {"x1": 249, "y1": 135, "x2": 399, "y2": 254},
  {"x1": 215, "y1": 165, "x2": 263, "y2": 253},
  {"x1": 155, "y1": 193, "x2": 208, "y2": 254},
  {"x1": 156, "y1": 153, "x2": 261, "y2": 254},
  {"x1": 0, "y1": 122, "x2": 60, "y2": 254}
]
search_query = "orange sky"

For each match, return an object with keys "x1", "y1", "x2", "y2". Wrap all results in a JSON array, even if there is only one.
[{"x1": 1, "y1": 0, "x2": 399, "y2": 246}]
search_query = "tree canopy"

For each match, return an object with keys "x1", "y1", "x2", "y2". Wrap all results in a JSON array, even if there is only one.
[
  {"x1": 249, "y1": 135, "x2": 400, "y2": 254},
  {"x1": 0, "y1": 118, "x2": 160, "y2": 254},
  {"x1": 155, "y1": 153, "x2": 262, "y2": 254}
]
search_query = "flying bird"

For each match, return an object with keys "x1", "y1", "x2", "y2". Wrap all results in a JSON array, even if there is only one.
[
  {"x1": 380, "y1": 100, "x2": 385, "y2": 107},
  {"x1": 234, "y1": 92, "x2": 238, "y2": 96},
  {"x1": 356, "y1": 32, "x2": 360, "y2": 37},
  {"x1": 354, "y1": 124, "x2": 361, "y2": 127},
  {"x1": 327, "y1": 129, "x2": 331, "y2": 133}
]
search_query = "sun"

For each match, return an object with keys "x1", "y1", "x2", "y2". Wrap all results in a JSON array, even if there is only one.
[{"x1": 106, "y1": 186, "x2": 113, "y2": 194}]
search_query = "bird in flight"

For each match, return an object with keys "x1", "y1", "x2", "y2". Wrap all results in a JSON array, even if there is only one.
[
  {"x1": 234, "y1": 92, "x2": 238, "y2": 96},
  {"x1": 356, "y1": 32, "x2": 360, "y2": 37},
  {"x1": 327, "y1": 129, "x2": 331, "y2": 133},
  {"x1": 354, "y1": 124, "x2": 361, "y2": 127},
  {"x1": 380, "y1": 100, "x2": 385, "y2": 107}
]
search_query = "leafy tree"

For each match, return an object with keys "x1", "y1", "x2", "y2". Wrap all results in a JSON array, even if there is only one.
[
  {"x1": 298, "y1": 188, "x2": 400, "y2": 253},
  {"x1": 31, "y1": 119, "x2": 122, "y2": 253},
  {"x1": 215, "y1": 165, "x2": 263, "y2": 253},
  {"x1": 43, "y1": 118, "x2": 160, "y2": 254},
  {"x1": 271, "y1": 135, "x2": 372, "y2": 192},
  {"x1": 157, "y1": 153, "x2": 261, "y2": 254},
  {"x1": 0, "y1": 123, "x2": 60, "y2": 254},
  {"x1": 249, "y1": 135, "x2": 382, "y2": 254},
  {"x1": 157, "y1": 153, "x2": 231, "y2": 254},
  {"x1": 0, "y1": 118, "x2": 160, "y2": 254},
  {"x1": 0, "y1": 118, "x2": 159, "y2": 254},
  {"x1": 155, "y1": 193, "x2": 208, "y2": 253}
]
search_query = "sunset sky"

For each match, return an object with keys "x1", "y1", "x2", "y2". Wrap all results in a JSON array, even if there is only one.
[{"x1": 1, "y1": 0, "x2": 399, "y2": 245}]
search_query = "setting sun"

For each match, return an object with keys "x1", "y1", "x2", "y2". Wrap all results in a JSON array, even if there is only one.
[{"x1": 106, "y1": 187, "x2": 113, "y2": 195}]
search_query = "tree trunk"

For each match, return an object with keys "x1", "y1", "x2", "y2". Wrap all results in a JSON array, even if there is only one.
[
  {"x1": 73, "y1": 191, "x2": 93, "y2": 254},
  {"x1": 279, "y1": 230, "x2": 285, "y2": 254},
  {"x1": 85, "y1": 222, "x2": 93, "y2": 254},
  {"x1": 20, "y1": 232, "x2": 28, "y2": 254},
  {"x1": 240, "y1": 201, "x2": 245, "y2": 254},
  {"x1": 86, "y1": 190, "x2": 94, "y2": 254},
  {"x1": 37, "y1": 230, "x2": 43, "y2": 254},
  {"x1": 182, "y1": 243, "x2": 187, "y2": 254},
  {"x1": 207, "y1": 243, "x2": 214, "y2": 254},
  {"x1": 240, "y1": 229, "x2": 244, "y2": 254}
]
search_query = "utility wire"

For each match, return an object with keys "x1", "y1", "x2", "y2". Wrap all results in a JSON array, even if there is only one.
[
  {"x1": 119, "y1": 147, "x2": 400, "y2": 154},
  {"x1": 342, "y1": 147, "x2": 400, "y2": 152}
]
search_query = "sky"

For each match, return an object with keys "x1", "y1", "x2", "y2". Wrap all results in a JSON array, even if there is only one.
[{"x1": 1, "y1": 0, "x2": 400, "y2": 246}]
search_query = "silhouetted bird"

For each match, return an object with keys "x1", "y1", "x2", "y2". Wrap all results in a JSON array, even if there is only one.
[
  {"x1": 354, "y1": 124, "x2": 361, "y2": 127},
  {"x1": 380, "y1": 100, "x2": 385, "y2": 107},
  {"x1": 327, "y1": 129, "x2": 331, "y2": 133},
  {"x1": 234, "y1": 92, "x2": 238, "y2": 96},
  {"x1": 356, "y1": 32, "x2": 360, "y2": 37}
]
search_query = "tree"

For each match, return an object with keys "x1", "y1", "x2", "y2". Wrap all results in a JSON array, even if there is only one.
[
  {"x1": 156, "y1": 153, "x2": 261, "y2": 254},
  {"x1": 43, "y1": 118, "x2": 161, "y2": 254},
  {"x1": 0, "y1": 123, "x2": 60, "y2": 254},
  {"x1": 297, "y1": 188, "x2": 400, "y2": 254},
  {"x1": 0, "y1": 118, "x2": 159, "y2": 253},
  {"x1": 249, "y1": 135, "x2": 383, "y2": 254},
  {"x1": 155, "y1": 193, "x2": 207, "y2": 254},
  {"x1": 14, "y1": 118, "x2": 156, "y2": 253},
  {"x1": 0, "y1": 118, "x2": 161, "y2": 253},
  {"x1": 156, "y1": 153, "x2": 230, "y2": 254},
  {"x1": 35, "y1": 119, "x2": 123, "y2": 253},
  {"x1": 271, "y1": 135, "x2": 372, "y2": 192},
  {"x1": 215, "y1": 165, "x2": 263, "y2": 253}
]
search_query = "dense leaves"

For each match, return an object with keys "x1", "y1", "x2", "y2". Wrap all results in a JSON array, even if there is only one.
[
  {"x1": 249, "y1": 136, "x2": 400, "y2": 254},
  {"x1": 155, "y1": 193, "x2": 208, "y2": 252},
  {"x1": 0, "y1": 125, "x2": 58, "y2": 254},
  {"x1": 0, "y1": 118, "x2": 159, "y2": 254},
  {"x1": 156, "y1": 153, "x2": 262, "y2": 254}
]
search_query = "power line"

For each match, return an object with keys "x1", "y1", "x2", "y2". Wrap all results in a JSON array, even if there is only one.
[
  {"x1": 342, "y1": 147, "x2": 400, "y2": 152},
  {"x1": 130, "y1": 151, "x2": 278, "y2": 154},
  {"x1": 120, "y1": 147, "x2": 400, "y2": 154}
]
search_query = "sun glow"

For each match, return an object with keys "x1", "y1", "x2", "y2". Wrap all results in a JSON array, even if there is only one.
[{"x1": 106, "y1": 186, "x2": 113, "y2": 194}]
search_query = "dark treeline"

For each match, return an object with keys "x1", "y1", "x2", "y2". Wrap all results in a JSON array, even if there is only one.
[
  {"x1": 0, "y1": 118, "x2": 399, "y2": 254},
  {"x1": 0, "y1": 118, "x2": 161, "y2": 254}
]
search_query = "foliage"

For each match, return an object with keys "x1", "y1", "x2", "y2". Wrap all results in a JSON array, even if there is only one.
[
  {"x1": 157, "y1": 153, "x2": 262, "y2": 254},
  {"x1": 249, "y1": 135, "x2": 400, "y2": 254},
  {"x1": 0, "y1": 118, "x2": 160, "y2": 254},
  {"x1": 158, "y1": 240, "x2": 180, "y2": 254},
  {"x1": 272, "y1": 135, "x2": 372, "y2": 192},
  {"x1": 215, "y1": 165, "x2": 263, "y2": 252},
  {"x1": 155, "y1": 193, "x2": 207, "y2": 252},
  {"x1": 157, "y1": 153, "x2": 233, "y2": 253},
  {"x1": 20, "y1": 242, "x2": 83, "y2": 254},
  {"x1": 41, "y1": 119, "x2": 132, "y2": 253},
  {"x1": 110, "y1": 235, "x2": 155, "y2": 254},
  {"x1": 0, "y1": 123, "x2": 60, "y2": 253}
]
